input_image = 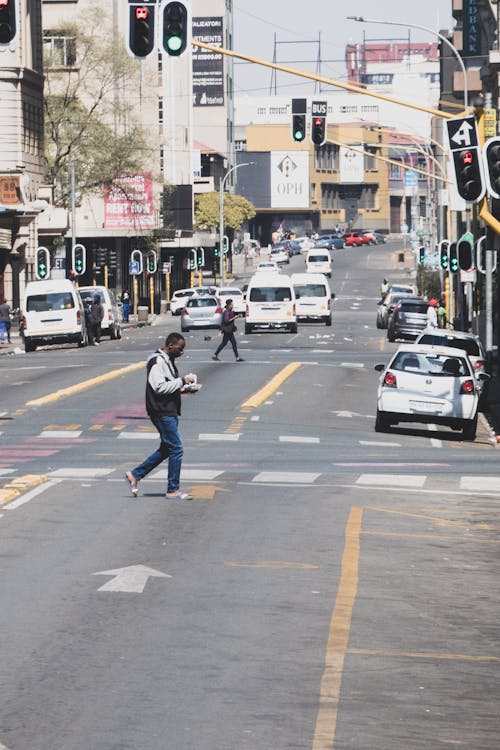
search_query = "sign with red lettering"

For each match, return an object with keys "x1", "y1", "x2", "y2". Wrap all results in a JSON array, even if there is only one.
[{"x1": 104, "y1": 173, "x2": 154, "y2": 229}]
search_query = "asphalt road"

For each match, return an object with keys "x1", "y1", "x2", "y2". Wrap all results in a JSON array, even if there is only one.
[{"x1": 0, "y1": 242, "x2": 499, "y2": 750}]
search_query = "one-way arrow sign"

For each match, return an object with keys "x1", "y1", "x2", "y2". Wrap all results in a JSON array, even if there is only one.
[{"x1": 94, "y1": 565, "x2": 171, "y2": 593}]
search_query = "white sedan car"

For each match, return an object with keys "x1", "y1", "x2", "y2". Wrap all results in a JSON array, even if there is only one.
[
  {"x1": 269, "y1": 247, "x2": 290, "y2": 264},
  {"x1": 374, "y1": 344, "x2": 487, "y2": 440},
  {"x1": 255, "y1": 261, "x2": 280, "y2": 274},
  {"x1": 170, "y1": 288, "x2": 198, "y2": 315},
  {"x1": 214, "y1": 286, "x2": 246, "y2": 315}
]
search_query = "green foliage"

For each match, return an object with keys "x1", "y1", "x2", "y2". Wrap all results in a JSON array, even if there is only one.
[
  {"x1": 417, "y1": 267, "x2": 442, "y2": 300},
  {"x1": 44, "y1": 4, "x2": 155, "y2": 207},
  {"x1": 195, "y1": 191, "x2": 256, "y2": 231}
]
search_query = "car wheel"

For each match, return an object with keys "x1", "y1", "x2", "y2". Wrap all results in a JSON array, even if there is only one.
[
  {"x1": 375, "y1": 409, "x2": 391, "y2": 432},
  {"x1": 24, "y1": 338, "x2": 36, "y2": 353},
  {"x1": 245, "y1": 324, "x2": 253, "y2": 334},
  {"x1": 462, "y1": 415, "x2": 478, "y2": 440},
  {"x1": 116, "y1": 326, "x2": 122, "y2": 340},
  {"x1": 181, "y1": 327, "x2": 190, "y2": 333},
  {"x1": 376, "y1": 317, "x2": 383, "y2": 329},
  {"x1": 325, "y1": 316, "x2": 332, "y2": 327},
  {"x1": 290, "y1": 323, "x2": 298, "y2": 333},
  {"x1": 387, "y1": 331, "x2": 395, "y2": 342},
  {"x1": 110, "y1": 324, "x2": 117, "y2": 340}
]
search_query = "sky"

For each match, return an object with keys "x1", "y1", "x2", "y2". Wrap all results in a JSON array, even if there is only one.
[{"x1": 232, "y1": 0, "x2": 454, "y2": 97}]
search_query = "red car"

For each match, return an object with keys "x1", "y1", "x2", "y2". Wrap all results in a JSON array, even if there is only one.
[{"x1": 343, "y1": 231, "x2": 364, "y2": 247}]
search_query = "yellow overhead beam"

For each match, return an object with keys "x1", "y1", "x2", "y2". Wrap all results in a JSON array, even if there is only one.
[{"x1": 193, "y1": 41, "x2": 456, "y2": 121}]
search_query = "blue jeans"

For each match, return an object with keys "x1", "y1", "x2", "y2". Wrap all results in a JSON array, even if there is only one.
[{"x1": 131, "y1": 415, "x2": 183, "y2": 493}]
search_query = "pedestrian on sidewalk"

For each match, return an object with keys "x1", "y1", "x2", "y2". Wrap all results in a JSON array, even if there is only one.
[
  {"x1": 122, "y1": 289, "x2": 130, "y2": 323},
  {"x1": 212, "y1": 299, "x2": 244, "y2": 362},
  {"x1": 89, "y1": 294, "x2": 104, "y2": 345},
  {"x1": 125, "y1": 332, "x2": 197, "y2": 501},
  {"x1": 426, "y1": 298, "x2": 438, "y2": 328},
  {"x1": 0, "y1": 299, "x2": 12, "y2": 344}
]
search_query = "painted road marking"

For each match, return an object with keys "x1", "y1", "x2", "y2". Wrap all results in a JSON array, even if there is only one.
[
  {"x1": 25, "y1": 361, "x2": 145, "y2": 407},
  {"x1": 279, "y1": 435, "x2": 320, "y2": 444},
  {"x1": 241, "y1": 362, "x2": 302, "y2": 409},
  {"x1": 252, "y1": 471, "x2": 320, "y2": 483},
  {"x1": 199, "y1": 433, "x2": 240, "y2": 441},
  {"x1": 356, "y1": 474, "x2": 426, "y2": 488},
  {"x1": 117, "y1": 432, "x2": 157, "y2": 440},
  {"x1": 3, "y1": 479, "x2": 62, "y2": 510},
  {"x1": 460, "y1": 476, "x2": 499, "y2": 491},
  {"x1": 312, "y1": 506, "x2": 363, "y2": 749},
  {"x1": 94, "y1": 565, "x2": 171, "y2": 593},
  {"x1": 359, "y1": 440, "x2": 401, "y2": 447},
  {"x1": 39, "y1": 430, "x2": 82, "y2": 439},
  {"x1": 0, "y1": 469, "x2": 15, "y2": 476},
  {"x1": 340, "y1": 362, "x2": 364, "y2": 368},
  {"x1": 48, "y1": 468, "x2": 114, "y2": 478}
]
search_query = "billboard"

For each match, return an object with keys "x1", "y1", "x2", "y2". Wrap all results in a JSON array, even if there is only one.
[
  {"x1": 104, "y1": 173, "x2": 154, "y2": 229},
  {"x1": 339, "y1": 146, "x2": 364, "y2": 183},
  {"x1": 192, "y1": 17, "x2": 224, "y2": 107},
  {"x1": 270, "y1": 152, "x2": 309, "y2": 209}
]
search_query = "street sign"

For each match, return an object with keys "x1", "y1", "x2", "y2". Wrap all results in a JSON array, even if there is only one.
[
  {"x1": 162, "y1": 261, "x2": 171, "y2": 273},
  {"x1": 129, "y1": 261, "x2": 140, "y2": 275},
  {"x1": 446, "y1": 116, "x2": 485, "y2": 203},
  {"x1": 311, "y1": 100, "x2": 327, "y2": 116},
  {"x1": 446, "y1": 116, "x2": 479, "y2": 150}
]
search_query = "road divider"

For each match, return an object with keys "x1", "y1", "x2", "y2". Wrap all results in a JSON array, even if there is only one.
[{"x1": 25, "y1": 361, "x2": 145, "y2": 407}]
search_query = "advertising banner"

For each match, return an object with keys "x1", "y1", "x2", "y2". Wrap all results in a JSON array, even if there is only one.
[
  {"x1": 192, "y1": 17, "x2": 224, "y2": 107},
  {"x1": 270, "y1": 152, "x2": 309, "y2": 209},
  {"x1": 339, "y1": 146, "x2": 364, "y2": 183},
  {"x1": 104, "y1": 173, "x2": 154, "y2": 229}
]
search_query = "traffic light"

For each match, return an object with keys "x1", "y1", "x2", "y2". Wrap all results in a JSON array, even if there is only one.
[
  {"x1": 418, "y1": 246, "x2": 425, "y2": 264},
  {"x1": 222, "y1": 236, "x2": 228, "y2": 256},
  {"x1": 73, "y1": 244, "x2": 86, "y2": 275},
  {"x1": 196, "y1": 247, "x2": 205, "y2": 268},
  {"x1": 162, "y1": 1, "x2": 188, "y2": 57},
  {"x1": 36, "y1": 247, "x2": 50, "y2": 280},
  {"x1": 130, "y1": 249, "x2": 143, "y2": 274},
  {"x1": 311, "y1": 116, "x2": 326, "y2": 146},
  {"x1": 0, "y1": 0, "x2": 17, "y2": 46},
  {"x1": 452, "y1": 147, "x2": 485, "y2": 203},
  {"x1": 214, "y1": 243, "x2": 219, "y2": 257},
  {"x1": 188, "y1": 249, "x2": 196, "y2": 271},
  {"x1": 483, "y1": 136, "x2": 500, "y2": 200},
  {"x1": 291, "y1": 98, "x2": 307, "y2": 142},
  {"x1": 448, "y1": 241, "x2": 459, "y2": 273},
  {"x1": 457, "y1": 239, "x2": 474, "y2": 271},
  {"x1": 127, "y1": 2, "x2": 156, "y2": 59},
  {"x1": 146, "y1": 250, "x2": 157, "y2": 274},
  {"x1": 439, "y1": 240, "x2": 449, "y2": 271}
]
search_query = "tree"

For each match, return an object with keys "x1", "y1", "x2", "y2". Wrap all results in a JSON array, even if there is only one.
[
  {"x1": 195, "y1": 191, "x2": 256, "y2": 232},
  {"x1": 44, "y1": 5, "x2": 156, "y2": 207}
]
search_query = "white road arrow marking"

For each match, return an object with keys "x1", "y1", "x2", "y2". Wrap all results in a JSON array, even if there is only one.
[
  {"x1": 451, "y1": 121, "x2": 473, "y2": 147},
  {"x1": 94, "y1": 565, "x2": 171, "y2": 593}
]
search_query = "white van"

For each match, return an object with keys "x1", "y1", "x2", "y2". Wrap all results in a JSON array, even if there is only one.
[
  {"x1": 291, "y1": 273, "x2": 334, "y2": 326},
  {"x1": 305, "y1": 250, "x2": 332, "y2": 278},
  {"x1": 78, "y1": 286, "x2": 122, "y2": 339},
  {"x1": 21, "y1": 279, "x2": 88, "y2": 353},
  {"x1": 245, "y1": 273, "x2": 297, "y2": 334}
]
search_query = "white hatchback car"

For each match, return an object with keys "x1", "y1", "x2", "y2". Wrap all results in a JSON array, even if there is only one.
[
  {"x1": 255, "y1": 261, "x2": 280, "y2": 274},
  {"x1": 170, "y1": 288, "x2": 198, "y2": 315},
  {"x1": 374, "y1": 343, "x2": 487, "y2": 440}
]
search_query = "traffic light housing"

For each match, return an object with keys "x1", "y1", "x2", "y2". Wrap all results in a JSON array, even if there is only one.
[
  {"x1": 162, "y1": 1, "x2": 188, "y2": 57},
  {"x1": 452, "y1": 147, "x2": 485, "y2": 203},
  {"x1": 73, "y1": 244, "x2": 86, "y2": 275},
  {"x1": 196, "y1": 247, "x2": 205, "y2": 268},
  {"x1": 127, "y1": 2, "x2": 156, "y2": 59},
  {"x1": 146, "y1": 250, "x2": 157, "y2": 274},
  {"x1": 292, "y1": 114, "x2": 306, "y2": 142},
  {"x1": 457, "y1": 239, "x2": 474, "y2": 271},
  {"x1": 0, "y1": 0, "x2": 17, "y2": 46},
  {"x1": 36, "y1": 247, "x2": 50, "y2": 280},
  {"x1": 483, "y1": 136, "x2": 500, "y2": 200},
  {"x1": 448, "y1": 241, "x2": 459, "y2": 273},
  {"x1": 439, "y1": 240, "x2": 449, "y2": 271},
  {"x1": 418, "y1": 246, "x2": 425, "y2": 264},
  {"x1": 222, "y1": 236, "x2": 228, "y2": 256},
  {"x1": 214, "y1": 243, "x2": 219, "y2": 257},
  {"x1": 188, "y1": 249, "x2": 196, "y2": 271},
  {"x1": 311, "y1": 116, "x2": 326, "y2": 146}
]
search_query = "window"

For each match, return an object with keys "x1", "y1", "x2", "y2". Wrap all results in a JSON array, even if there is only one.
[
  {"x1": 389, "y1": 161, "x2": 403, "y2": 181},
  {"x1": 364, "y1": 146, "x2": 377, "y2": 171},
  {"x1": 27, "y1": 293, "x2": 74, "y2": 312},
  {"x1": 43, "y1": 31, "x2": 77, "y2": 68}
]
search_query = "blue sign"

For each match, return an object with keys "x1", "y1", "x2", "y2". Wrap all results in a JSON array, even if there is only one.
[{"x1": 129, "y1": 261, "x2": 140, "y2": 275}]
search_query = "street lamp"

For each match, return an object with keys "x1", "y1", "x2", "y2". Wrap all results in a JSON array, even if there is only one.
[
  {"x1": 346, "y1": 16, "x2": 469, "y2": 108},
  {"x1": 219, "y1": 162, "x2": 254, "y2": 284}
]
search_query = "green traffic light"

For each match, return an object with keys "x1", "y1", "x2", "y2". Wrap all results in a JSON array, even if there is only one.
[{"x1": 166, "y1": 35, "x2": 182, "y2": 52}]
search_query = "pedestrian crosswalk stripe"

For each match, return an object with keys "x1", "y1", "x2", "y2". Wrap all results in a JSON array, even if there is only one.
[
  {"x1": 460, "y1": 477, "x2": 498, "y2": 491},
  {"x1": 356, "y1": 474, "x2": 426, "y2": 488},
  {"x1": 39, "y1": 430, "x2": 82, "y2": 439},
  {"x1": 152, "y1": 469, "x2": 224, "y2": 481},
  {"x1": 48, "y1": 468, "x2": 114, "y2": 478},
  {"x1": 279, "y1": 436, "x2": 320, "y2": 444},
  {"x1": 0, "y1": 469, "x2": 15, "y2": 476},
  {"x1": 253, "y1": 471, "x2": 320, "y2": 483},
  {"x1": 117, "y1": 432, "x2": 157, "y2": 439},
  {"x1": 199, "y1": 433, "x2": 240, "y2": 441}
]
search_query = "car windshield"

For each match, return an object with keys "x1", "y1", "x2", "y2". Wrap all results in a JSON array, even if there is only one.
[
  {"x1": 27, "y1": 293, "x2": 75, "y2": 312},
  {"x1": 219, "y1": 290, "x2": 242, "y2": 297},
  {"x1": 398, "y1": 302, "x2": 428, "y2": 314},
  {"x1": 80, "y1": 291, "x2": 103, "y2": 304},
  {"x1": 418, "y1": 334, "x2": 480, "y2": 357},
  {"x1": 294, "y1": 284, "x2": 327, "y2": 298},
  {"x1": 391, "y1": 352, "x2": 469, "y2": 376},
  {"x1": 308, "y1": 256, "x2": 328, "y2": 262},
  {"x1": 175, "y1": 291, "x2": 193, "y2": 299},
  {"x1": 187, "y1": 298, "x2": 217, "y2": 308},
  {"x1": 249, "y1": 287, "x2": 292, "y2": 302}
]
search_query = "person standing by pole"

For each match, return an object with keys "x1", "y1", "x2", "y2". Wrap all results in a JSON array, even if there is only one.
[
  {"x1": 125, "y1": 332, "x2": 197, "y2": 500},
  {"x1": 212, "y1": 299, "x2": 244, "y2": 362}
]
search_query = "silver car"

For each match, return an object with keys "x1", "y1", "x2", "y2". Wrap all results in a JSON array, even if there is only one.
[{"x1": 180, "y1": 295, "x2": 222, "y2": 332}]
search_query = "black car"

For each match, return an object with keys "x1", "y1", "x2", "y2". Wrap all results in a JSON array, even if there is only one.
[{"x1": 387, "y1": 297, "x2": 428, "y2": 342}]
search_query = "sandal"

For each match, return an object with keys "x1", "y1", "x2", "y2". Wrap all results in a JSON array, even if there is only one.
[
  {"x1": 125, "y1": 471, "x2": 139, "y2": 496},
  {"x1": 166, "y1": 490, "x2": 193, "y2": 501}
]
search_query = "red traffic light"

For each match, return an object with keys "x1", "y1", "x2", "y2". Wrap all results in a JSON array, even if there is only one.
[
  {"x1": 462, "y1": 151, "x2": 473, "y2": 165},
  {"x1": 136, "y1": 7, "x2": 149, "y2": 19}
]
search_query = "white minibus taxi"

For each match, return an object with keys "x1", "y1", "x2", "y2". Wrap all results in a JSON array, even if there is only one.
[{"x1": 244, "y1": 273, "x2": 297, "y2": 333}]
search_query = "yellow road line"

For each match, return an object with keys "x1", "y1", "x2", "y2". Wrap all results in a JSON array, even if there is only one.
[
  {"x1": 312, "y1": 506, "x2": 363, "y2": 750},
  {"x1": 25, "y1": 361, "x2": 145, "y2": 407},
  {"x1": 240, "y1": 362, "x2": 302, "y2": 409},
  {"x1": 347, "y1": 647, "x2": 500, "y2": 663},
  {"x1": 0, "y1": 474, "x2": 47, "y2": 506}
]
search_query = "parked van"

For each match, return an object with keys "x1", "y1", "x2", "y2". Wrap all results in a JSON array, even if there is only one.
[
  {"x1": 291, "y1": 273, "x2": 334, "y2": 326},
  {"x1": 245, "y1": 273, "x2": 297, "y2": 334},
  {"x1": 305, "y1": 250, "x2": 332, "y2": 277},
  {"x1": 21, "y1": 279, "x2": 88, "y2": 353},
  {"x1": 78, "y1": 286, "x2": 121, "y2": 339}
]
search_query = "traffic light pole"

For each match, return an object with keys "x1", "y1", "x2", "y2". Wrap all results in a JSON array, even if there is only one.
[{"x1": 219, "y1": 162, "x2": 254, "y2": 285}]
